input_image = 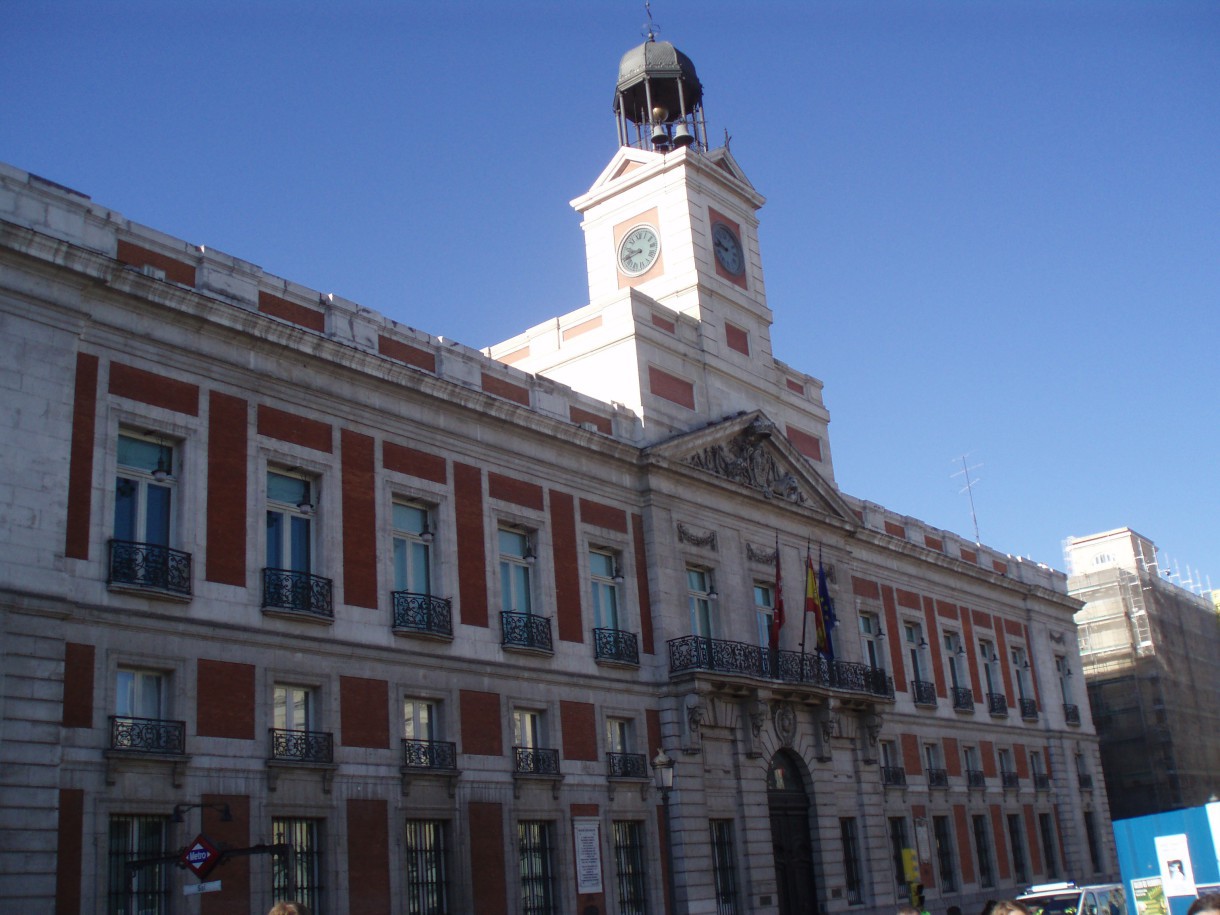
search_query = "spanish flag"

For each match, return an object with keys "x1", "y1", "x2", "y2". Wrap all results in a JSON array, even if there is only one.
[{"x1": 805, "y1": 550, "x2": 827, "y2": 655}]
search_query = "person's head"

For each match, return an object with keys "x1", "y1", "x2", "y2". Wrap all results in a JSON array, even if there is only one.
[
  {"x1": 989, "y1": 902, "x2": 1031, "y2": 915},
  {"x1": 898, "y1": 907, "x2": 921, "y2": 915},
  {"x1": 1187, "y1": 895, "x2": 1220, "y2": 915},
  {"x1": 268, "y1": 903, "x2": 310, "y2": 915}
]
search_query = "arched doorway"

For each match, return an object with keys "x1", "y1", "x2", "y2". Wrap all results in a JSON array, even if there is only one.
[{"x1": 768, "y1": 750, "x2": 818, "y2": 915}]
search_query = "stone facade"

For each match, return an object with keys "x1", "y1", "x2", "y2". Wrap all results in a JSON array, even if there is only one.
[{"x1": 0, "y1": 42, "x2": 1114, "y2": 914}]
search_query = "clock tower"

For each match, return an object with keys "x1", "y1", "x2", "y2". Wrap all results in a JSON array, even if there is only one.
[{"x1": 487, "y1": 35, "x2": 835, "y2": 483}]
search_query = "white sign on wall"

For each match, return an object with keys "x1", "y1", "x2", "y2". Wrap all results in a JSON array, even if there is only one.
[{"x1": 573, "y1": 818, "x2": 603, "y2": 895}]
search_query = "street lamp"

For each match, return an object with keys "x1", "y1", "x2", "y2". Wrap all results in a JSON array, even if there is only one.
[
  {"x1": 172, "y1": 802, "x2": 232, "y2": 824},
  {"x1": 652, "y1": 748, "x2": 677, "y2": 914}
]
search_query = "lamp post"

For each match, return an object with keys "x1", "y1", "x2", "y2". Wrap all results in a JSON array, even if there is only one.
[{"x1": 652, "y1": 748, "x2": 677, "y2": 915}]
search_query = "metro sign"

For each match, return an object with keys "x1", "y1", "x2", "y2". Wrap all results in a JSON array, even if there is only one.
[{"x1": 181, "y1": 833, "x2": 222, "y2": 878}]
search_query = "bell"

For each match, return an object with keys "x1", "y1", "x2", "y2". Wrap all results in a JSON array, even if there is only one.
[
  {"x1": 672, "y1": 122, "x2": 694, "y2": 147},
  {"x1": 651, "y1": 124, "x2": 671, "y2": 149}
]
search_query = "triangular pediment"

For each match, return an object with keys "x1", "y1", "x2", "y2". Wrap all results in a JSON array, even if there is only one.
[{"x1": 645, "y1": 411, "x2": 858, "y2": 526}]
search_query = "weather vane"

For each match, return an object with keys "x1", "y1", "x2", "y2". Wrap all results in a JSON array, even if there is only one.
[{"x1": 643, "y1": 1, "x2": 659, "y2": 41}]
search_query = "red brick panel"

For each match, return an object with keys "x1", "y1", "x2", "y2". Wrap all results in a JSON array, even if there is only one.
[
  {"x1": 383, "y1": 440, "x2": 447, "y2": 484},
  {"x1": 341, "y1": 430, "x2": 378, "y2": 609},
  {"x1": 994, "y1": 625, "x2": 1015, "y2": 702},
  {"x1": 896, "y1": 589, "x2": 920, "y2": 611},
  {"x1": 551, "y1": 491, "x2": 583, "y2": 644},
  {"x1": 346, "y1": 799, "x2": 392, "y2": 915},
  {"x1": 488, "y1": 472, "x2": 544, "y2": 510},
  {"x1": 1014, "y1": 745, "x2": 1030, "y2": 778},
  {"x1": 206, "y1": 392, "x2": 248, "y2": 585},
  {"x1": 961, "y1": 548, "x2": 978, "y2": 563},
  {"x1": 961, "y1": 608, "x2": 982, "y2": 700},
  {"x1": 1024, "y1": 805, "x2": 1043, "y2": 875},
  {"x1": 923, "y1": 595, "x2": 947, "y2": 697},
  {"x1": 633, "y1": 513, "x2": 654, "y2": 655},
  {"x1": 460, "y1": 690, "x2": 501, "y2": 757},
  {"x1": 55, "y1": 788, "x2": 84, "y2": 914},
  {"x1": 991, "y1": 806, "x2": 1012, "y2": 881},
  {"x1": 648, "y1": 366, "x2": 695, "y2": 410},
  {"x1": 786, "y1": 378, "x2": 805, "y2": 395},
  {"x1": 646, "y1": 708, "x2": 661, "y2": 758},
  {"x1": 454, "y1": 464, "x2": 488, "y2": 627},
  {"x1": 196, "y1": 659, "x2": 255, "y2": 740},
  {"x1": 944, "y1": 738, "x2": 961, "y2": 777},
  {"x1": 563, "y1": 316, "x2": 603, "y2": 341},
  {"x1": 579, "y1": 499, "x2": 627, "y2": 533},
  {"x1": 569, "y1": 406, "x2": 612, "y2": 435},
  {"x1": 65, "y1": 353, "x2": 98, "y2": 560},
  {"x1": 497, "y1": 346, "x2": 530, "y2": 365},
  {"x1": 61, "y1": 642, "x2": 94, "y2": 728},
  {"x1": 924, "y1": 535, "x2": 944, "y2": 551},
  {"x1": 954, "y1": 805, "x2": 976, "y2": 885},
  {"x1": 901, "y1": 733, "x2": 922, "y2": 775},
  {"x1": 469, "y1": 802, "x2": 507, "y2": 915},
  {"x1": 481, "y1": 372, "x2": 531, "y2": 406},
  {"x1": 377, "y1": 334, "x2": 437, "y2": 373},
  {"x1": 884, "y1": 521, "x2": 906, "y2": 538},
  {"x1": 1024, "y1": 622, "x2": 1043, "y2": 709},
  {"x1": 651, "y1": 313, "x2": 676, "y2": 334},
  {"x1": 201, "y1": 794, "x2": 249, "y2": 914},
  {"x1": 258, "y1": 290, "x2": 325, "y2": 332},
  {"x1": 256, "y1": 404, "x2": 332, "y2": 452},
  {"x1": 852, "y1": 577, "x2": 880, "y2": 601},
  {"x1": 340, "y1": 676, "x2": 389, "y2": 749},
  {"x1": 725, "y1": 322, "x2": 750, "y2": 355},
  {"x1": 117, "y1": 240, "x2": 196, "y2": 286},
  {"x1": 109, "y1": 363, "x2": 200, "y2": 416},
  {"x1": 936, "y1": 600, "x2": 960, "y2": 621},
  {"x1": 882, "y1": 586, "x2": 905, "y2": 692},
  {"x1": 992, "y1": 559, "x2": 1009, "y2": 575},
  {"x1": 560, "y1": 700, "x2": 598, "y2": 761},
  {"x1": 980, "y1": 741, "x2": 997, "y2": 778}
]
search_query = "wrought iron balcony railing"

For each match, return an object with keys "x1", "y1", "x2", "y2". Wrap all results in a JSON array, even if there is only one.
[
  {"x1": 262, "y1": 568, "x2": 333, "y2": 618},
  {"x1": 951, "y1": 686, "x2": 974, "y2": 711},
  {"x1": 607, "y1": 751, "x2": 648, "y2": 779},
  {"x1": 666, "y1": 636, "x2": 895, "y2": 699},
  {"x1": 514, "y1": 746, "x2": 560, "y2": 776},
  {"x1": 881, "y1": 766, "x2": 907, "y2": 787},
  {"x1": 987, "y1": 692, "x2": 1009, "y2": 716},
  {"x1": 109, "y1": 715, "x2": 185, "y2": 755},
  {"x1": 1002, "y1": 771, "x2": 1020, "y2": 789},
  {"x1": 1063, "y1": 703, "x2": 1081, "y2": 726},
  {"x1": 108, "y1": 540, "x2": 192, "y2": 596},
  {"x1": 927, "y1": 767, "x2": 949, "y2": 788},
  {"x1": 593, "y1": 628, "x2": 640, "y2": 665},
  {"x1": 402, "y1": 738, "x2": 457, "y2": 770},
  {"x1": 501, "y1": 611, "x2": 553, "y2": 652},
  {"x1": 1078, "y1": 773, "x2": 1093, "y2": 790},
  {"x1": 392, "y1": 591, "x2": 452, "y2": 637},
  {"x1": 967, "y1": 769, "x2": 987, "y2": 789},
  {"x1": 1019, "y1": 698, "x2": 1038, "y2": 720},
  {"x1": 270, "y1": 728, "x2": 334, "y2": 764},
  {"x1": 1033, "y1": 773, "x2": 1051, "y2": 791},
  {"x1": 912, "y1": 679, "x2": 937, "y2": 707}
]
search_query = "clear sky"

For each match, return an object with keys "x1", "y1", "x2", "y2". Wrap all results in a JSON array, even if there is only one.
[{"x1": 5, "y1": 0, "x2": 1218, "y2": 583}]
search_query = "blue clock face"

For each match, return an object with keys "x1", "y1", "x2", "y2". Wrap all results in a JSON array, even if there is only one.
[
  {"x1": 618, "y1": 224, "x2": 660, "y2": 276},
  {"x1": 712, "y1": 222, "x2": 744, "y2": 276}
]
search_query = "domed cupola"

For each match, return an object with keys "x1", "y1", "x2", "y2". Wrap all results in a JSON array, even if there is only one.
[{"x1": 613, "y1": 37, "x2": 707, "y2": 153}]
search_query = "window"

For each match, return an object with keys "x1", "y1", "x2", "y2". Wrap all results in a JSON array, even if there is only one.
[
  {"x1": 275, "y1": 684, "x2": 315, "y2": 732},
  {"x1": 1039, "y1": 812, "x2": 1060, "y2": 879},
  {"x1": 273, "y1": 818, "x2": 323, "y2": 913},
  {"x1": 267, "y1": 470, "x2": 315, "y2": 574},
  {"x1": 117, "y1": 667, "x2": 166, "y2": 720},
  {"x1": 860, "y1": 613, "x2": 884, "y2": 670},
  {"x1": 590, "y1": 549, "x2": 622, "y2": 630},
  {"x1": 112, "y1": 666, "x2": 182, "y2": 754},
  {"x1": 1055, "y1": 655, "x2": 1071, "y2": 703},
  {"x1": 973, "y1": 814, "x2": 995, "y2": 888},
  {"x1": 1008, "y1": 814, "x2": 1029, "y2": 883},
  {"x1": 404, "y1": 697, "x2": 437, "y2": 742},
  {"x1": 499, "y1": 528, "x2": 535, "y2": 614},
  {"x1": 841, "y1": 817, "x2": 863, "y2": 904},
  {"x1": 514, "y1": 708, "x2": 544, "y2": 749},
  {"x1": 272, "y1": 684, "x2": 331, "y2": 763},
  {"x1": 687, "y1": 567, "x2": 716, "y2": 638},
  {"x1": 405, "y1": 819, "x2": 449, "y2": 915},
  {"x1": 513, "y1": 707, "x2": 557, "y2": 775},
  {"x1": 392, "y1": 501, "x2": 433, "y2": 595},
  {"x1": 889, "y1": 816, "x2": 911, "y2": 887},
  {"x1": 710, "y1": 819, "x2": 740, "y2": 915},
  {"x1": 904, "y1": 622, "x2": 926, "y2": 682},
  {"x1": 754, "y1": 582, "x2": 775, "y2": 649},
  {"x1": 880, "y1": 740, "x2": 905, "y2": 786},
  {"x1": 612, "y1": 820, "x2": 648, "y2": 915},
  {"x1": 933, "y1": 815, "x2": 957, "y2": 892},
  {"x1": 403, "y1": 697, "x2": 454, "y2": 769},
  {"x1": 979, "y1": 639, "x2": 998, "y2": 693},
  {"x1": 1011, "y1": 646, "x2": 1031, "y2": 699},
  {"x1": 1083, "y1": 811, "x2": 1104, "y2": 874},
  {"x1": 606, "y1": 717, "x2": 632, "y2": 754},
  {"x1": 115, "y1": 433, "x2": 174, "y2": 548},
  {"x1": 924, "y1": 742, "x2": 947, "y2": 786},
  {"x1": 944, "y1": 631, "x2": 965, "y2": 689},
  {"x1": 519, "y1": 820, "x2": 556, "y2": 915},
  {"x1": 964, "y1": 745, "x2": 984, "y2": 787},
  {"x1": 108, "y1": 814, "x2": 171, "y2": 915}
]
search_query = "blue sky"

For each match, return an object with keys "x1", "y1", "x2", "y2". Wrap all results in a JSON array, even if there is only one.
[{"x1": 5, "y1": 0, "x2": 1218, "y2": 583}]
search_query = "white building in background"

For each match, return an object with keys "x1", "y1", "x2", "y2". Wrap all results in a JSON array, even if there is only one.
[{"x1": 0, "y1": 33, "x2": 1113, "y2": 915}]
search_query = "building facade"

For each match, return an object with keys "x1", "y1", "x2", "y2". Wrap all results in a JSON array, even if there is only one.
[
  {"x1": 0, "y1": 38, "x2": 1115, "y2": 915},
  {"x1": 1066, "y1": 528, "x2": 1220, "y2": 820}
]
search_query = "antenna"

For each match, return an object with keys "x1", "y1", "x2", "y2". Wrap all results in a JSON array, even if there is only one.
[{"x1": 951, "y1": 454, "x2": 983, "y2": 544}]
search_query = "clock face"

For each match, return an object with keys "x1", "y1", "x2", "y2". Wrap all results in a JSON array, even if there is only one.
[
  {"x1": 618, "y1": 224, "x2": 660, "y2": 276},
  {"x1": 712, "y1": 222, "x2": 745, "y2": 276}
]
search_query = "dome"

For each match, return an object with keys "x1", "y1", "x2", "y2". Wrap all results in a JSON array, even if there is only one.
[{"x1": 614, "y1": 39, "x2": 703, "y2": 126}]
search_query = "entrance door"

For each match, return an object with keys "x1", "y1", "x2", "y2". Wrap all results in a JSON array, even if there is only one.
[{"x1": 768, "y1": 750, "x2": 818, "y2": 915}]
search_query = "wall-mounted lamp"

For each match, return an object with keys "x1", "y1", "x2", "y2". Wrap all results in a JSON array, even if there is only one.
[
  {"x1": 707, "y1": 587, "x2": 719, "y2": 602},
  {"x1": 524, "y1": 542, "x2": 536, "y2": 565},
  {"x1": 172, "y1": 802, "x2": 232, "y2": 824},
  {"x1": 612, "y1": 561, "x2": 625, "y2": 585},
  {"x1": 918, "y1": 637, "x2": 929, "y2": 650},
  {"x1": 420, "y1": 521, "x2": 435, "y2": 545}
]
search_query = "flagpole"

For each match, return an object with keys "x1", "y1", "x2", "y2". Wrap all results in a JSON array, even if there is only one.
[{"x1": 799, "y1": 539, "x2": 810, "y2": 655}]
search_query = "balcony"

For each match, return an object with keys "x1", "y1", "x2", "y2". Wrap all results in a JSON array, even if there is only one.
[
  {"x1": 402, "y1": 738, "x2": 457, "y2": 771},
  {"x1": 987, "y1": 692, "x2": 1009, "y2": 716},
  {"x1": 108, "y1": 540, "x2": 192, "y2": 597},
  {"x1": 501, "y1": 611, "x2": 553, "y2": 652},
  {"x1": 110, "y1": 715, "x2": 185, "y2": 755},
  {"x1": 1001, "y1": 771, "x2": 1020, "y2": 789},
  {"x1": 881, "y1": 766, "x2": 907, "y2": 787},
  {"x1": 607, "y1": 751, "x2": 649, "y2": 779},
  {"x1": 927, "y1": 768, "x2": 949, "y2": 788},
  {"x1": 1079, "y1": 773, "x2": 1094, "y2": 790},
  {"x1": 593, "y1": 628, "x2": 640, "y2": 666},
  {"x1": 1033, "y1": 773, "x2": 1051, "y2": 791},
  {"x1": 951, "y1": 686, "x2": 974, "y2": 711},
  {"x1": 1063, "y1": 703, "x2": 1081, "y2": 726},
  {"x1": 666, "y1": 636, "x2": 895, "y2": 700},
  {"x1": 269, "y1": 728, "x2": 334, "y2": 764},
  {"x1": 1019, "y1": 698, "x2": 1038, "y2": 721},
  {"x1": 262, "y1": 568, "x2": 333, "y2": 619},
  {"x1": 967, "y1": 769, "x2": 987, "y2": 789},
  {"x1": 514, "y1": 746, "x2": 560, "y2": 776},
  {"x1": 912, "y1": 679, "x2": 937, "y2": 707},
  {"x1": 392, "y1": 591, "x2": 453, "y2": 638}
]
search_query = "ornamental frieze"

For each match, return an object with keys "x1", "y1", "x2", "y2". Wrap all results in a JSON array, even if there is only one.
[{"x1": 685, "y1": 424, "x2": 807, "y2": 505}]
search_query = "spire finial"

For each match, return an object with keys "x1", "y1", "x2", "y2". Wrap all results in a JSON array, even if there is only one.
[{"x1": 643, "y1": 1, "x2": 658, "y2": 42}]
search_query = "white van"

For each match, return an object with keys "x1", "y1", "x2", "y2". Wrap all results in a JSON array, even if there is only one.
[{"x1": 1017, "y1": 882, "x2": 1128, "y2": 915}]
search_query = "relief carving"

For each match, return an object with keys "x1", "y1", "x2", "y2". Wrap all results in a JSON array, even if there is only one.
[{"x1": 685, "y1": 422, "x2": 807, "y2": 505}]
